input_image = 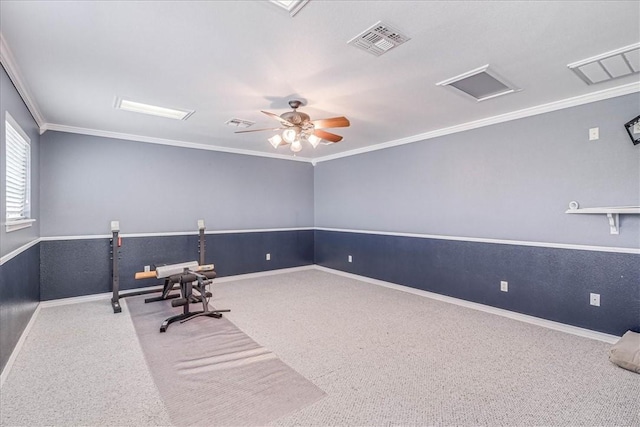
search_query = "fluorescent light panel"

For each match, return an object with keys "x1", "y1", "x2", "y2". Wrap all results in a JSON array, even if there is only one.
[{"x1": 116, "y1": 98, "x2": 194, "y2": 120}]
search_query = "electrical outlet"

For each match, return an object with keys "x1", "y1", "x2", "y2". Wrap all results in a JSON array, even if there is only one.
[
  {"x1": 589, "y1": 127, "x2": 599, "y2": 141},
  {"x1": 500, "y1": 281, "x2": 508, "y2": 292},
  {"x1": 348, "y1": 255, "x2": 353, "y2": 263},
  {"x1": 590, "y1": 293, "x2": 600, "y2": 306},
  {"x1": 144, "y1": 265, "x2": 150, "y2": 272},
  {"x1": 266, "y1": 253, "x2": 271, "y2": 261}
]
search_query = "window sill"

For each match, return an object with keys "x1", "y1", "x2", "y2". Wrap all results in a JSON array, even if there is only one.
[{"x1": 5, "y1": 219, "x2": 36, "y2": 233}]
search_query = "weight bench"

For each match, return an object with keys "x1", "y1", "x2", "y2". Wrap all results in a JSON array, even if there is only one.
[
  {"x1": 135, "y1": 261, "x2": 229, "y2": 332},
  {"x1": 160, "y1": 269, "x2": 230, "y2": 332}
]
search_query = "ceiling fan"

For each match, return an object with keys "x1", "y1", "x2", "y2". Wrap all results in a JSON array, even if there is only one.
[{"x1": 235, "y1": 100, "x2": 350, "y2": 153}]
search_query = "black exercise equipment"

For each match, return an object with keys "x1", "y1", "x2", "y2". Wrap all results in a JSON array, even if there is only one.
[
  {"x1": 159, "y1": 269, "x2": 230, "y2": 333},
  {"x1": 110, "y1": 220, "x2": 210, "y2": 313}
]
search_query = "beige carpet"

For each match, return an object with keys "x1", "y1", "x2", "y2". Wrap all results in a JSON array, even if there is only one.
[
  {"x1": 126, "y1": 294, "x2": 326, "y2": 426},
  {"x1": 214, "y1": 269, "x2": 640, "y2": 426},
  {"x1": 1, "y1": 269, "x2": 638, "y2": 426}
]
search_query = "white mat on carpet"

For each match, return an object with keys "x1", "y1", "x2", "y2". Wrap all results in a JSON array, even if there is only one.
[{"x1": 126, "y1": 295, "x2": 326, "y2": 426}]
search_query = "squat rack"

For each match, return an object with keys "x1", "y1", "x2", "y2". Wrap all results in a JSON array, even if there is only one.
[{"x1": 110, "y1": 220, "x2": 208, "y2": 313}]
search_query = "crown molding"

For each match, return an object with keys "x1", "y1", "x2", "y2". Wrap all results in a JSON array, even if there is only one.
[
  {"x1": 42, "y1": 123, "x2": 314, "y2": 163},
  {"x1": 4, "y1": 24, "x2": 636, "y2": 163},
  {"x1": 313, "y1": 82, "x2": 640, "y2": 163},
  {"x1": 0, "y1": 32, "x2": 46, "y2": 130}
]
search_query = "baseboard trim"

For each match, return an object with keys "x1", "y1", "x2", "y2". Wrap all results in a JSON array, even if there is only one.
[
  {"x1": 39, "y1": 265, "x2": 316, "y2": 308},
  {"x1": 0, "y1": 303, "x2": 41, "y2": 388},
  {"x1": 4, "y1": 264, "x2": 620, "y2": 387},
  {"x1": 313, "y1": 265, "x2": 621, "y2": 344},
  {"x1": 214, "y1": 265, "x2": 316, "y2": 283}
]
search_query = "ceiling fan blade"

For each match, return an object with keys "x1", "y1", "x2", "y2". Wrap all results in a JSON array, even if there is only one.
[
  {"x1": 234, "y1": 127, "x2": 284, "y2": 134},
  {"x1": 261, "y1": 110, "x2": 294, "y2": 126},
  {"x1": 313, "y1": 129, "x2": 343, "y2": 143},
  {"x1": 310, "y1": 116, "x2": 350, "y2": 129}
]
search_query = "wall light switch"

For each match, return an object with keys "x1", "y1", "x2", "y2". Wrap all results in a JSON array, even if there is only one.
[
  {"x1": 589, "y1": 127, "x2": 599, "y2": 141},
  {"x1": 348, "y1": 255, "x2": 353, "y2": 263},
  {"x1": 266, "y1": 253, "x2": 271, "y2": 261}
]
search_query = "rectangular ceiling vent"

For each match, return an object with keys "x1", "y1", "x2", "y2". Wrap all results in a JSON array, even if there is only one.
[
  {"x1": 436, "y1": 65, "x2": 520, "y2": 102},
  {"x1": 269, "y1": 0, "x2": 309, "y2": 17},
  {"x1": 347, "y1": 21, "x2": 410, "y2": 57},
  {"x1": 225, "y1": 118, "x2": 255, "y2": 128},
  {"x1": 568, "y1": 43, "x2": 640, "y2": 85}
]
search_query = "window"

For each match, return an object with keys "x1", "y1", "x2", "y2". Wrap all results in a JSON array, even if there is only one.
[{"x1": 5, "y1": 112, "x2": 33, "y2": 232}]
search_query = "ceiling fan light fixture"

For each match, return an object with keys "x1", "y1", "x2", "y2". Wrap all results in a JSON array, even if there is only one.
[
  {"x1": 290, "y1": 140, "x2": 303, "y2": 153},
  {"x1": 307, "y1": 134, "x2": 321, "y2": 148},
  {"x1": 268, "y1": 134, "x2": 283, "y2": 148},
  {"x1": 282, "y1": 127, "x2": 299, "y2": 144}
]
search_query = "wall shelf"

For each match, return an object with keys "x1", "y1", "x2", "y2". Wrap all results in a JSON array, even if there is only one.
[{"x1": 565, "y1": 204, "x2": 640, "y2": 235}]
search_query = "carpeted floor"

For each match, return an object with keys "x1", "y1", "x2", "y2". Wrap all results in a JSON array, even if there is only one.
[
  {"x1": 0, "y1": 299, "x2": 171, "y2": 426},
  {"x1": 1, "y1": 268, "x2": 638, "y2": 426},
  {"x1": 126, "y1": 294, "x2": 325, "y2": 426}
]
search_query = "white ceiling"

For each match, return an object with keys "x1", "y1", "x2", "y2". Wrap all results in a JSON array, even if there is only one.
[{"x1": 1, "y1": 1, "x2": 639, "y2": 162}]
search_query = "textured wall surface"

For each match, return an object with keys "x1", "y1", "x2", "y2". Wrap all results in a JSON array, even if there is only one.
[
  {"x1": 313, "y1": 94, "x2": 640, "y2": 336},
  {"x1": 0, "y1": 66, "x2": 40, "y2": 256},
  {"x1": 0, "y1": 66, "x2": 41, "y2": 375},
  {"x1": 39, "y1": 131, "x2": 314, "y2": 236},
  {"x1": 315, "y1": 230, "x2": 640, "y2": 336},
  {"x1": 0, "y1": 244, "x2": 40, "y2": 372},
  {"x1": 315, "y1": 94, "x2": 640, "y2": 248},
  {"x1": 40, "y1": 230, "x2": 314, "y2": 301}
]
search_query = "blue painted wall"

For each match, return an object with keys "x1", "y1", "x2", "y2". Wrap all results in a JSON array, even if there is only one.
[
  {"x1": 315, "y1": 230, "x2": 639, "y2": 336},
  {"x1": 314, "y1": 94, "x2": 640, "y2": 337},
  {"x1": 40, "y1": 230, "x2": 314, "y2": 301},
  {"x1": 314, "y1": 94, "x2": 640, "y2": 248},
  {"x1": 0, "y1": 65, "x2": 41, "y2": 374},
  {"x1": 39, "y1": 131, "x2": 314, "y2": 237},
  {"x1": 0, "y1": 244, "x2": 40, "y2": 372}
]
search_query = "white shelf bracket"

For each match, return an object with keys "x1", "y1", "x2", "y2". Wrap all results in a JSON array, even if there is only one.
[
  {"x1": 564, "y1": 202, "x2": 639, "y2": 235},
  {"x1": 606, "y1": 213, "x2": 619, "y2": 235}
]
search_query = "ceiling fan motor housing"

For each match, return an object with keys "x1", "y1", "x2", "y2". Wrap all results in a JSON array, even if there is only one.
[{"x1": 281, "y1": 111, "x2": 310, "y2": 125}]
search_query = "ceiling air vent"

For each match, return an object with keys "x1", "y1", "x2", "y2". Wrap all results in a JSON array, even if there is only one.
[
  {"x1": 436, "y1": 65, "x2": 520, "y2": 102},
  {"x1": 347, "y1": 21, "x2": 410, "y2": 57},
  {"x1": 269, "y1": 0, "x2": 309, "y2": 17},
  {"x1": 568, "y1": 43, "x2": 640, "y2": 85},
  {"x1": 225, "y1": 118, "x2": 255, "y2": 128}
]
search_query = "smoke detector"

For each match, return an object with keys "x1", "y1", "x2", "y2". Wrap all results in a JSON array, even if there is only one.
[
  {"x1": 348, "y1": 21, "x2": 411, "y2": 57},
  {"x1": 436, "y1": 65, "x2": 520, "y2": 102}
]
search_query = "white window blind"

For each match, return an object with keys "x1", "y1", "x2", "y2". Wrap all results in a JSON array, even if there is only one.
[{"x1": 5, "y1": 112, "x2": 31, "y2": 223}]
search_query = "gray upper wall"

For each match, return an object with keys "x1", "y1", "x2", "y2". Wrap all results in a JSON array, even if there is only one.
[
  {"x1": 315, "y1": 93, "x2": 640, "y2": 249},
  {"x1": 39, "y1": 132, "x2": 314, "y2": 236},
  {"x1": 1, "y1": 66, "x2": 40, "y2": 257}
]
